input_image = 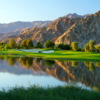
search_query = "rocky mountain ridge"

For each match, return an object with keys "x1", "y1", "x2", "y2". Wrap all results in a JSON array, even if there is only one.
[
  {"x1": 65, "y1": 13, "x2": 90, "y2": 19},
  {"x1": 0, "y1": 11, "x2": 100, "y2": 47},
  {"x1": 0, "y1": 21, "x2": 51, "y2": 33},
  {"x1": 55, "y1": 11, "x2": 100, "y2": 47},
  {"x1": 0, "y1": 21, "x2": 51, "y2": 41},
  {"x1": 11, "y1": 17, "x2": 81, "y2": 44}
]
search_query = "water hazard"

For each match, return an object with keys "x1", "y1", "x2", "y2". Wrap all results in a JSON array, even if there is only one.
[{"x1": 0, "y1": 56, "x2": 100, "y2": 90}]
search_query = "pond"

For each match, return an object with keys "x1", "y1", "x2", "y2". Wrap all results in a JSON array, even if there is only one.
[{"x1": 0, "y1": 56, "x2": 100, "y2": 90}]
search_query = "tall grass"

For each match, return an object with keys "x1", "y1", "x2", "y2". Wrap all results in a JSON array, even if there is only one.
[{"x1": 0, "y1": 86, "x2": 100, "y2": 100}]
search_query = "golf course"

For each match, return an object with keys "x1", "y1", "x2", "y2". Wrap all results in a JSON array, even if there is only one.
[{"x1": 0, "y1": 49, "x2": 100, "y2": 61}]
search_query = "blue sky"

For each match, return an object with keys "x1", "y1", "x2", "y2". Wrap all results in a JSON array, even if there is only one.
[{"x1": 0, "y1": 0, "x2": 100, "y2": 23}]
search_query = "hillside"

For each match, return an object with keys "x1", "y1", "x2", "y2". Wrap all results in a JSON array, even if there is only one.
[
  {"x1": 0, "y1": 21, "x2": 51, "y2": 33},
  {"x1": 0, "y1": 21, "x2": 51, "y2": 41},
  {"x1": 12, "y1": 17, "x2": 81, "y2": 44},
  {"x1": 55, "y1": 11, "x2": 100, "y2": 47},
  {"x1": 65, "y1": 13, "x2": 90, "y2": 19},
  {"x1": 1, "y1": 11, "x2": 98, "y2": 46}
]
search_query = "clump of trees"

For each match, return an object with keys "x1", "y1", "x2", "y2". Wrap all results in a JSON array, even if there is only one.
[
  {"x1": 95, "y1": 45, "x2": 100, "y2": 52},
  {"x1": 89, "y1": 40, "x2": 95, "y2": 51},
  {"x1": 20, "y1": 40, "x2": 27, "y2": 49},
  {"x1": 35, "y1": 42, "x2": 43, "y2": 48},
  {"x1": 68, "y1": 40, "x2": 99, "y2": 53},
  {"x1": 0, "y1": 38, "x2": 34, "y2": 50},
  {"x1": 57, "y1": 43, "x2": 70, "y2": 50},
  {"x1": 45, "y1": 40, "x2": 55, "y2": 48},
  {"x1": 20, "y1": 39, "x2": 34, "y2": 49},
  {"x1": 0, "y1": 42, "x2": 7, "y2": 50},
  {"x1": 0, "y1": 38, "x2": 99, "y2": 53},
  {"x1": 84, "y1": 43, "x2": 90, "y2": 52},
  {"x1": 71, "y1": 42, "x2": 79, "y2": 51},
  {"x1": 84, "y1": 40, "x2": 95, "y2": 52},
  {"x1": 8, "y1": 39, "x2": 17, "y2": 49}
]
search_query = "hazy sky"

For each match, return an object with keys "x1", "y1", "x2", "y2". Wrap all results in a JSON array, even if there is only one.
[{"x1": 0, "y1": 0, "x2": 100, "y2": 23}]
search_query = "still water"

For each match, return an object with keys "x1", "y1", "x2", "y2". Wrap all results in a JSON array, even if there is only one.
[{"x1": 0, "y1": 56, "x2": 100, "y2": 90}]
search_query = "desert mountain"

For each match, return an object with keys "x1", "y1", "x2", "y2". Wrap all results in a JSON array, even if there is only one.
[
  {"x1": 55, "y1": 11, "x2": 100, "y2": 47},
  {"x1": 1, "y1": 12, "x2": 97, "y2": 45},
  {"x1": 12, "y1": 17, "x2": 81, "y2": 44},
  {"x1": 0, "y1": 21, "x2": 51, "y2": 41},
  {"x1": 65, "y1": 13, "x2": 90, "y2": 19},
  {"x1": 0, "y1": 21, "x2": 51, "y2": 33}
]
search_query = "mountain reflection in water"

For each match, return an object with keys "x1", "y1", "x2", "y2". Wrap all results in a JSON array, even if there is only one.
[{"x1": 0, "y1": 56, "x2": 100, "y2": 90}]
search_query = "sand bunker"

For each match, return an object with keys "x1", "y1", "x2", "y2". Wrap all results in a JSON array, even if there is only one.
[
  {"x1": 41, "y1": 50, "x2": 54, "y2": 53},
  {"x1": 14, "y1": 49, "x2": 54, "y2": 53}
]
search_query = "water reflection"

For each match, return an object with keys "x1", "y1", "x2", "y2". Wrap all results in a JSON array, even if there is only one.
[
  {"x1": 45, "y1": 60, "x2": 55, "y2": 67},
  {"x1": 95, "y1": 62, "x2": 100, "y2": 67},
  {"x1": 19, "y1": 57, "x2": 33, "y2": 69},
  {"x1": 71, "y1": 61, "x2": 78, "y2": 67},
  {"x1": 84, "y1": 62, "x2": 95, "y2": 71},
  {"x1": 8, "y1": 57, "x2": 17, "y2": 66},
  {"x1": 0, "y1": 72, "x2": 66, "y2": 89},
  {"x1": 0, "y1": 56, "x2": 100, "y2": 90}
]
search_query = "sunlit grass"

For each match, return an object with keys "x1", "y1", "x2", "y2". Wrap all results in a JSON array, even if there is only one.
[{"x1": 0, "y1": 49, "x2": 100, "y2": 60}]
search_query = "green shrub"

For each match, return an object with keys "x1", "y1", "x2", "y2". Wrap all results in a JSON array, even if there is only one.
[
  {"x1": 89, "y1": 40, "x2": 95, "y2": 52},
  {"x1": 57, "y1": 43, "x2": 70, "y2": 50},
  {"x1": 45, "y1": 40, "x2": 55, "y2": 48},
  {"x1": 95, "y1": 45, "x2": 100, "y2": 52},
  {"x1": 35, "y1": 42, "x2": 43, "y2": 48},
  {"x1": 8, "y1": 39, "x2": 17, "y2": 49},
  {"x1": 71, "y1": 42, "x2": 79, "y2": 51}
]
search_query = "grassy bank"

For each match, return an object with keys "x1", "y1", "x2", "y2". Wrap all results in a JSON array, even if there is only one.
[
  {"x1": 0, "y1": 49, "x2": 100, "y2": 61},
  {"x1": 0, "y1": 86, "x2": 100, "y2": 100}
]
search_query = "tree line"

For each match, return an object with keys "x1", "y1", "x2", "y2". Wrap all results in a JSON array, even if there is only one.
[{"x1": 0, "y1": 39, "x2": 100, "y2": 52}]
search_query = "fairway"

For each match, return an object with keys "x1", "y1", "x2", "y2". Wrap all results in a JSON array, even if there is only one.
[{"x1": 0, "y1": 49, "x2": 100, "y2": 61}]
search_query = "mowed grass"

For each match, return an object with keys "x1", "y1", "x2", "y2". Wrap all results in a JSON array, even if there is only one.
[
  {"x1": 0, "y1": 86, "x2": 100, "y2": 100},
  {"x1": 0, "y1": 49, "x2": 100, "y2": 60}
]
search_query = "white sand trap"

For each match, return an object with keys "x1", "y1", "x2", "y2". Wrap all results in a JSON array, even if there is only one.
[
  {"x1": 41, "y1": 50, "x2": 54, "y2": 53},
  {"x1": 20, "y1": 49, "x2": 41, "y2": 53},
  {"x1": 14, "y1": 49, "x2": 54, "y2": 53}
]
